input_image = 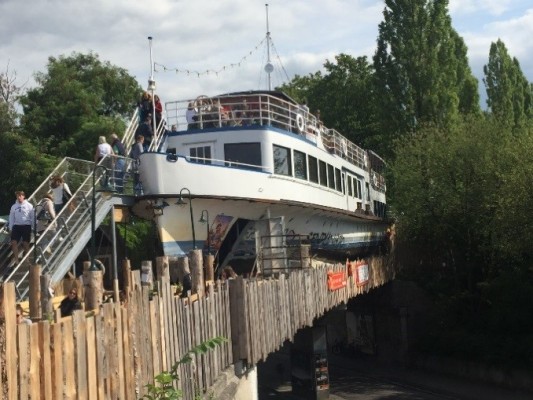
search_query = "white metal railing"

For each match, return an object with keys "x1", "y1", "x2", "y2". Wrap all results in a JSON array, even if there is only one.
[
  {"x1": 163, "y1": 93, "x2": 369, "y2": 171},
  {"x1": 168, "y1": 154, "x2": 273, "y2": 174}
]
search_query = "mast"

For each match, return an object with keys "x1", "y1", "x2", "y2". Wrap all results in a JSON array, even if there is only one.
[
  {"x1": 264, "y1": 3, "x2": 273, "y2": 91},
  {"x1": 147, "y1": 36, "x2": 157, "y2": 144}
]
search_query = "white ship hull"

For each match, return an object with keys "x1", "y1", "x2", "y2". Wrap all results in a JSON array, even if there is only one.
[{"x1": 135, "y1": 91, "x2": 388, "y2": 265}]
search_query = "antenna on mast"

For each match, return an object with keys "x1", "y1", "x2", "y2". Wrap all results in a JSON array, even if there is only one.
[{"x1": 264, "y1": 3, "x2": 273, "y2": 91}]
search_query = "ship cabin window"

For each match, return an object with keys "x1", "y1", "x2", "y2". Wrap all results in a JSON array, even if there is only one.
[
  {"x1": 347, "y1": 176, "x2": 353, "y2": 196},
  {"x1": 224, "y1": 142, "x2": 262, "y2": 171},
  {"x1": 373, "y1": 201, "x2": 386, "y2": 218},
  {"x1": 365, "y1": 182, "x2": 370, "y2": 201},
  {"x1": 308, "y1": 156, "x2": 318, "y2": 183},
  {"x1": 273, "y1": 145, "x2": 292, "y2": 176},
  {"x1": 355, "y1": 178, "x2": 362, "y2": 199},
  {"x1": 309, "y1": 156, "x2": 319, "y2": 184},
  {"x1": 326, "y1": 164, "x2": 334, "y2": 189},
  {"x1": 294, "y1": 150, "x2": 307, "y2": 180},
  {"x1": 319, "y1": 160, "x2": 328, "y2": 187},
  {"x1": 335, "y1": 168, "x2": 342, "y2": 192},
  {"x1": 190, "y1": 146, "x2": 212, "y2": 164}
]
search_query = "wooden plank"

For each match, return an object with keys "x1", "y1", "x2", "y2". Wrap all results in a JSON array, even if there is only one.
[
  {"x1": 228, "y1": 278, "x2": 242, "y2": 361},
  {"x1": 73, "y1": 310, "x2": 88, "y2": 400},
  {"x1": 130, "y1": 272, "x2": 143, "y2": 396},
  {"x1": 208, "y1": 284, "x2": 218, "y2": 383},
  {"x1": 3, "y1": 283, "x2": 17, "y2": 400},
  {"x1": 51, "y1": 320, "x2": 63, "y2": 400},
  {"x1": 39, "y1": 321, "x2": 53, "y2": 400},
  {"x1": 121, "y1": 307, "x2": 135, "y2": 400},
  {"x1": 169, "y1": 280, "x2": 180, "y2": 367},
  {"x1": 182, "y1": 296, "x2": 194, "y2": 399},
  {"x1": 102, "y1": 303, "x2": 118, "y2": 400},
  {"x1": 63, "y1": 319, "x2": 76, "y2": 399},
  {"x1": 17, "y1": 324, "x2": 30, "y2": 399},
  {"x1": 159, "y1": 279, "x2": 170, "y2": 371},
  {"x1": 95, "y1": 312, "x2": 108, "y2": 399},
  {"x1": 29, "y1": 324, "x2": 41, "y2": 399},
  {"x1": 192, "y1": 300, "x2": 203, "y2": 394},
  {"x1": 114, "y1": 302, "x2": 126, "y2": 400},
  {"x1": 149, "y1": 294, "x2": 162, "y2": 378},
  {"x1": 223, "y1": 280, "x2": 233, "y2": 365},
  {"x1": 85, "y1": 316, "x2": 98, "y2": 400}
]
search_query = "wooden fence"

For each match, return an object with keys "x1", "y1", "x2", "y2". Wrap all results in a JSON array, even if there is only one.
[{"x1": 0, "y1": 254, "x2": 395, "y2": 399}]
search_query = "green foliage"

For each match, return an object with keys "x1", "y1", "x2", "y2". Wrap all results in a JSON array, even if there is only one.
[
  {"x1": 19, "y1": 52, "x2": 141, "y2": 158},
  {"x1": 391, "y1": 115, "x2": 533, "y2": 369},
  {"x1": 116, "y1": 219, "x2": 161, "y2": 267},
  {"x1": 373, "y1": 0, "x2": 480, "y2": 155},
  {"x1": 278, "y1": 54, "x2": 381, "y2": 151},
  {"x1": 483, "y1": 39, "x2": 532, "y2": 133},
  {"x1": 0, "y1": 131, "x2": 58, "y2": 212},
  {"x1": 140, "y1": 337, "x2": 227, "y2": 400}
]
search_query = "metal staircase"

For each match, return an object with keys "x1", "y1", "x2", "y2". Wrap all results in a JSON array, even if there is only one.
[
  {"x1": 0, "y1": 156, "x2": 135, "y2": 300},
  {"x1": 0, "y1": 105, "x2": 171, "y2": 300}
]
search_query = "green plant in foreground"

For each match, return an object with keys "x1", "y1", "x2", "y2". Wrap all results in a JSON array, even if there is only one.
[{"x1": 140, "y1": 336, "x2": 227, "y2": 400}]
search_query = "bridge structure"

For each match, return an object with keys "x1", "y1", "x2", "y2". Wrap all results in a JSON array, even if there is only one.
[
  {"x1": 0, "y1": 108, "x2": 396, "y2": 399},
  {"x1": 0, "y1": 249, "x2": 395, "y2": 399}
]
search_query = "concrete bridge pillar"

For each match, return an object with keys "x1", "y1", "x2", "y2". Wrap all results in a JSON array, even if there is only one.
[{"x1": 291, "y1": 325, "x2": 330, "y2": 399}]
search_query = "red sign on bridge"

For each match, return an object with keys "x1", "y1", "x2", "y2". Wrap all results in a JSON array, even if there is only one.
[{"x1": 327, "y1": 271, "x2": 347, "y2": 291}]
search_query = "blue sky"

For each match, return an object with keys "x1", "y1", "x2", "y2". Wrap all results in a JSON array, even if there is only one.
[{"x1": 1, "y1": 0, "x2": 531, "y2": 109}]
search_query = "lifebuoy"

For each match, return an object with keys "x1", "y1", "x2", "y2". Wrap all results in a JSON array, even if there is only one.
[{"x1": 296, "y1": 114, "x2": 305, "y2": 132}]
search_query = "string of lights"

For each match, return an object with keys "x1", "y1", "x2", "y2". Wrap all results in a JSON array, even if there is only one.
[{"x1": 154, "y1": 37, "x2": 267, "y2": 77}]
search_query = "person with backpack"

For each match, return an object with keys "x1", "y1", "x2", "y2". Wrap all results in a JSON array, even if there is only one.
[
  {"x1": 50, "y1": 175, "x2": 73, "y2": 214},
  {"x1": 130, "y1": 134, "x2": 145, "y2": 196},
  {"x1": 110, "y1": 133, "x2": 126, "y2": 193},
  {"x1": 35, "y1": 193, "x2": 56, "y2": 255}
]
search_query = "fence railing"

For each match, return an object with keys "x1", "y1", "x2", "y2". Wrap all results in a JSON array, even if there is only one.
[{"x1": 0, "y1": 253, "x2": 395, "y2": 399}]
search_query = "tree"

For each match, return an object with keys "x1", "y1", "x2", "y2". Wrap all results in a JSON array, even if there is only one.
[
  {"x1": 390, "y1": 116, "x2": 531, "y2": 289},
  {"x1": 278, "y1": 54, "x2": 381, "y2": 151},
  {"x1": 373, "y1": 0, "x2": 480, "y2": 152},
  {"x1": 0, "y1": 131, "x2": 58, "y2": 211},
  {"x1": 0, "y1": 63, "x2": 24, "y2": 136},
  {"x1": 483, "y1": 39, "x2": 532, "y2": 132},
  {"x1": 19, "y1": 52, "x2": 141, "y2": 159}
]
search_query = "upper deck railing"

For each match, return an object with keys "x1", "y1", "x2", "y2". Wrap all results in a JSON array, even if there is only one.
[{"x1": 164, "y1": 93, "x2": 368, "y2": 171}]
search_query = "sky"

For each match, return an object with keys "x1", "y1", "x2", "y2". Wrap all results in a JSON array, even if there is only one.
[{"x1": 1, "y1": 0, "x2": 532, "y2": 109}]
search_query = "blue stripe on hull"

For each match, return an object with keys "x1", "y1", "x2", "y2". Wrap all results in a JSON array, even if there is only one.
[{"x1": 162, "y1": 237, "x2": 386, "y2": 258}]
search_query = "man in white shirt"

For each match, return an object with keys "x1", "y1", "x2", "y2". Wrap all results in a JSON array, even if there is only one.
[{"x1": 8, "y1": 191, "x2": 34, "y2": 266}]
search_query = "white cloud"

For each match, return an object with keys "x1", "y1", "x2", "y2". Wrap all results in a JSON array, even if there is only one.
[{"x1": 0, "y1": 0, "x2": 530, "y2": 108}]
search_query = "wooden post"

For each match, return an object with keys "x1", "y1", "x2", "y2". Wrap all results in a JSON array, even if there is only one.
[
  {"x1": 177, "y1": 256, "x2": 190, "y2": 296},
  {"x1": 141, "y1": 260, "x2": 153, "y2": 290},
  {"x1": 204, "y1": 253, "x2": 215, "y2": 283},
  {"x1": 40, "y1": 274, "x2": 53, "y2": 321},
  {"x1": 29, "y1": 264, "x2": 41, "y2": 321},
  {"x1": 177, "y1": 257, "x2": 188, "y2": 282},
  {"x1": 189, "y1": 249, "x2": 204, "y2": 296},
  {"x1": 123, "y1": 258, "x2": 132, "y2": 298},
  {"x1": 300, "y1": 244, "x2": 311, "y2": 269},
  {"x1": 3, "y1": 283, "x2": 17, "y2": 400},
  {"x1": 169, "y1": 256, "x2": 179, "y2": 284},
  {"x1": 84, "y1": 267, "x2": 103, "y2": 311},
  {"x1": 156, "y1": 256, "x2": 170, "y2": 281}
]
